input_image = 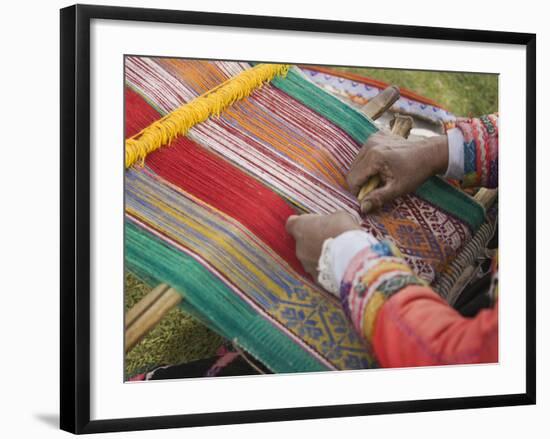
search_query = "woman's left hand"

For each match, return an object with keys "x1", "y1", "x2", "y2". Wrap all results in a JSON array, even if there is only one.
[{"x1": 285, "y1": 211, "x2": 361, "y2": 278}]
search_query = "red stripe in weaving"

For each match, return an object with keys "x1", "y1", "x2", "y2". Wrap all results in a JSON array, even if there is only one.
[
  {"x1": 125, "y1": 86, "x2": 308, "y2": 277},
  {"x1": 125, "y1": 86, "x2": 162, "y2": 138}
]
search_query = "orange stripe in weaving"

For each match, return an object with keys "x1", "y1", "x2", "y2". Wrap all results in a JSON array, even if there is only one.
[{"x1": 155, "y1": 58, "x2": 348, "y2": 187}]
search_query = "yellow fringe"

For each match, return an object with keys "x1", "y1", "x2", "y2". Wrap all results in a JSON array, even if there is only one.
[{"x1": 125, "y1": 63, "x2": 291, "y2": 168}]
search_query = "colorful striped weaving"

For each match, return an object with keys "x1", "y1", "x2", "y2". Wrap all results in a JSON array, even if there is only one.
[
  {"x1": 301, "y1": 65, "x2": 457, "y2": 126},
  {"x1": 124, "y1": 58, "x2": 487, "y2": 372}
]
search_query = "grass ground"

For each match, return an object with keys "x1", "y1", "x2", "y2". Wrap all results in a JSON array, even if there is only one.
[
  {"x1": 334, "y1": 67, "x2": 498, "y2": 116},
  {"x1": 125, "y1": 273, "x2": 222, "y2": 378},
  {"x1": 125, "y1": 66, "x2": 498, "y2": 377}
]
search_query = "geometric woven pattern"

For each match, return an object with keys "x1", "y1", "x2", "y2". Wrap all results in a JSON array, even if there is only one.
[{"x1": 363, "y1": 195, "x2": 470, "y2": 282}]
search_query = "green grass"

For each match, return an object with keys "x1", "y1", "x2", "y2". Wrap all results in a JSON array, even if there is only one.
[
  {"x1": 333, "y1": 66, "x2": 498, "y2": 117},
  {"x1": 125, "y1": 272, "x2": 223, "y2": 378}
]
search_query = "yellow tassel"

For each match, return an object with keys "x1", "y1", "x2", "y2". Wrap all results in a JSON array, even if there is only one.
[{"x1": 125, "y1": 63, "x2": 291, "y2": 168}]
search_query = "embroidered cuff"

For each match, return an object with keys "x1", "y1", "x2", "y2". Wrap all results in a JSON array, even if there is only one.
[
  {"x1": 443, "y1": 128, "x2": 465, "y2": 180},
  {"x1": 457, "y1": 115, "x2": 499, "y2": 188},
  {"x1": 339, "y1": 240, "x2": 426, "y2": 341},
  {"x1": 317, "y1": 230, "x2": 378, "y2": 296}
]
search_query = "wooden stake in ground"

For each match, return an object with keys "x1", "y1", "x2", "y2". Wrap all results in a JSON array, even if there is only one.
[{"x1": 125, "y1": 285, "x2": 182, "y2": 352}]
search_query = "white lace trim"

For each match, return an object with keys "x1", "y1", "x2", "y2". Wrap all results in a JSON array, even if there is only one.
[
  {"x1": 317, "y1": 231, "x2": 379, "y2": 298},
  {"x1": 317, "y1": 238, "x2": 340, "y2": 297}
]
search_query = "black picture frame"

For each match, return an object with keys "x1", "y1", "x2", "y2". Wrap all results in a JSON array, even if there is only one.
[{"x1": 60, "y1": 4, "x2": 536, "y2": 434}]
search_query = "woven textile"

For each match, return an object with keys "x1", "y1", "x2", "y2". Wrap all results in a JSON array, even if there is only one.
[
  {"x1": 301, "y1": 66, "x2": 456, "y2": 126},
  {"x1": 125, "y1": 58, "x2": 487, "y2": 372}
]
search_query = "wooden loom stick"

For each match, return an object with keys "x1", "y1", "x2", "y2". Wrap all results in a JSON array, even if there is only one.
[
  {"x1": 361, "y1": 85, "x2": 400, "y2": 120},
  {"x1": 473, "y1": 187, "x2": 498, "y2": 209},
  {"x1": 390, "y1": 113, "x2": 414, "y2": 139},
  {"x1": 125, "y1": 283, "x2": 170, "y2": 329},
  {"x1": 125, "y1": 285, "x2": 182, "y2": 352}
]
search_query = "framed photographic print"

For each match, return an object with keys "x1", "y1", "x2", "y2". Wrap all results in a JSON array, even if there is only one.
[{"x1": 60, "y1": 4, "x2": 536, "y2": 434}]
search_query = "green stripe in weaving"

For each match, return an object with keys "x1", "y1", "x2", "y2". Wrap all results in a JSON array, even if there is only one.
[
  {"x1": 414, "y1": 177, "x2": 486, "y2": 232},
  {"x1": 274, "y1": 67, "x2": 485, "y2": 232},
  {"x1": 272, "y1": 68, "x2": 378, "y2": 144},
  {"x1": 125, "y1": 220, "x2": 329, "y2": 373}
]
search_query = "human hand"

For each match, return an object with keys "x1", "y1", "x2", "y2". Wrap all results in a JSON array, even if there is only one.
[
  {"x1": 346, "y1": 131, "x2": 449, "y2": 213},
  {"x1": 285, "y1": 211, "x2": 361, "y2": 279}
]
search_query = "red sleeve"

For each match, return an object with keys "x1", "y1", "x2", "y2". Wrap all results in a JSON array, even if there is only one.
[{"x1": 372, "y1": 285, "x2": 498, "y2": 368}]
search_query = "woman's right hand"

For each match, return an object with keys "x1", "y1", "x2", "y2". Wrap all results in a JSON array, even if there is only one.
[{"x1": 346, "y1": 131, "x2": 449, "y2": 213}]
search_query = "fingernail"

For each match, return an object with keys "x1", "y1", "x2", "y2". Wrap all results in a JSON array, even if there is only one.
[{"x1": 361, "y1": 200, "x2": 372, "y2": 214}]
